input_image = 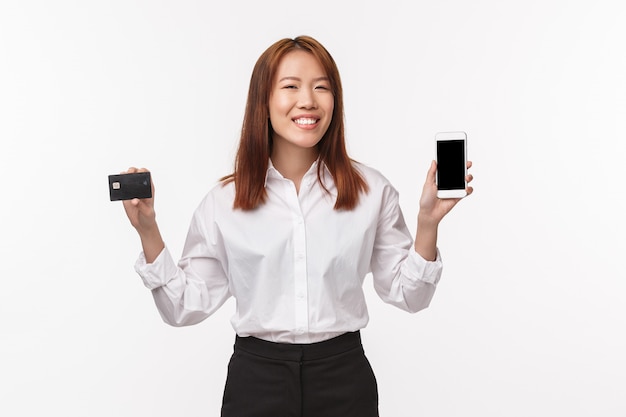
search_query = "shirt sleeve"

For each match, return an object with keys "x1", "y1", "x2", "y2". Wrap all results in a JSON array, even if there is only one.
[
  {"x1": 134, "y1": 194, "x2": 231, "y2": 326},
  {"x1": 370, "y1": 183, "x2": 443, "y2": 313}
]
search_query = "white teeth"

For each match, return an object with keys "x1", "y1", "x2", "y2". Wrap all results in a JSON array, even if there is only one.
[{"x1": 294, "y1": 118, "x2": 317, "y2": 125}]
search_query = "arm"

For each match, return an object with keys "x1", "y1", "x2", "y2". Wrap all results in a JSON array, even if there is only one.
[
  {"x1": 370, "y1": 161, "x2": 473, "y2": 313},
  {"x1": 414, "y1": 160, "x2": 474, "y2": 261},
  {"x1": 121, "y1": 168, "x2": 230, "y2": 326},
  {"x1": 121, "y1": 167, "x2": 165, "y2": 263}
]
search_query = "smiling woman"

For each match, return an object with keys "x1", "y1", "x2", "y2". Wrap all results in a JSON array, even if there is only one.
[
  {"x1": 118, "y1": 35, "x2": 473, "y2": 416},
  {"x1": 268, "y1": 50, "x2": 334, "y2": 191},
  {"x1": 223, "y1": 36, "x2": 369, "y2": 211}
]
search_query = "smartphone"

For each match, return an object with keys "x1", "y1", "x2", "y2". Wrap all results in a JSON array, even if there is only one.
[
  {"x1": 435, "y1": 131, "x2": 467, "y2": 199},
  {"x1": 108, "y1": 172, "x2": 152, "y2": 201}
]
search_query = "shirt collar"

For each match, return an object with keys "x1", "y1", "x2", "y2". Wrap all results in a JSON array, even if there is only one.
[{"x1": 265, "y1": 158, "x2": 331, "y2": 187}]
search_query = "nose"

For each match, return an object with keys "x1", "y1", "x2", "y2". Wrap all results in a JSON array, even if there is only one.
[{"x1": 297, "y1": 88, "x2": 317, "y2": 109}]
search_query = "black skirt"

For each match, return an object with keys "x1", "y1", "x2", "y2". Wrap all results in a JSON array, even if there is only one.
[{"x1": 220, "y1": 331, "x2": 379, "y2": 417}]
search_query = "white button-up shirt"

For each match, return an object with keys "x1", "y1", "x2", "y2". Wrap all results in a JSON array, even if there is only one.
[{"x1": 135, "y1": 160, "x2": 443, "y2": 343}]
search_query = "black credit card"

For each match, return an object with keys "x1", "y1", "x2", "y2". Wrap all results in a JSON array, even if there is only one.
[{"x1": 108, "y1": 172, "x2": 152, "y2": 201}]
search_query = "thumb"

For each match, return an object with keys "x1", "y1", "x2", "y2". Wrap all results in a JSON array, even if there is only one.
[{"x1": 426, "y1": 160, "x2": 437, "y2": 184}]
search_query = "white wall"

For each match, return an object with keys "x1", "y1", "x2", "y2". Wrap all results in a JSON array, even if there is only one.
[{"x1": 1, "y1": 0, "x2": 624, "y2": 416}]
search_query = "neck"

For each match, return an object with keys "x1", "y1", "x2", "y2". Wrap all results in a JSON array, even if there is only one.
[{"x1": 271, "y1": 143, "x2": 319, "y2": 192}]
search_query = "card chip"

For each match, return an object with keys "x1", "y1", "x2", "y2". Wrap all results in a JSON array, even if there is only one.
[{"x1": 112, "y1": 182, "x2": 121, "y2": 190}]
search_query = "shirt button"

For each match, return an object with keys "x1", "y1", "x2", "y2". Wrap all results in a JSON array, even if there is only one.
[{"x1": 297, "y1": 292, "x2": 305, "y2": 299}]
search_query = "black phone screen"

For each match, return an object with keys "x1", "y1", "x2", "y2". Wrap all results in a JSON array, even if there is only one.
[{"x1": 436, "y1": 140, "x2": 465, "y2": 190}]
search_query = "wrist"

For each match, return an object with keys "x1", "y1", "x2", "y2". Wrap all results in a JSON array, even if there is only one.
[
  {"x1": 139, "y1": 229, "x2": 165, "y2": 264},
  {"x1": 417, "y1": 212, "x2": 440, "y2": 229},
  {"x1": 414, "y1": 215, "x2": 439, "y2": 261},
  {"x1": 137, "y1": 224, "x2": 163, "y2": 246}
]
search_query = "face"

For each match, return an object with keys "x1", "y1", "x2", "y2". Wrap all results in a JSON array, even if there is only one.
[{"x1": 268, "y1": 50, "x2": 334, "y2": 156}]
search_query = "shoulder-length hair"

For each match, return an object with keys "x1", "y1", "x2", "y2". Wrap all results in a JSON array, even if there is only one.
[{"x1": 222, "y1": 35, "x2": 368, "y2": 210}]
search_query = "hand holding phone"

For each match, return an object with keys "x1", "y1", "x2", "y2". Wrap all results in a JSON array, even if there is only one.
[{"x1": 435, "y1": 131, "x2": 468, "y2": 199}]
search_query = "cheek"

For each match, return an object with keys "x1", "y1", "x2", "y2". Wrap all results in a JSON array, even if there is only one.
[
  {"x1": 324, "y1": 100, "x2": 335, "y2": 123},
  {"x1": 269, "y1": 99, "x2": 287, "y2": 121},
  {"x1": 323, "y1": 96, "x2": 335, "y2": 115},
  {"x1": 269, "y1": 94, "x2": 291, "y2": 116}
]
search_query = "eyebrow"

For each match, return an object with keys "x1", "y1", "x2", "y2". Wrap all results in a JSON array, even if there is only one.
[{"x1": 278, "y1": 76, "x2": 330, "y2": 83}]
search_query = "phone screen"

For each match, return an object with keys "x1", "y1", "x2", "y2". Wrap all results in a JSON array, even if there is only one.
[{"x1": 436, "y1": 139, "x2": 465, "y2": 190}]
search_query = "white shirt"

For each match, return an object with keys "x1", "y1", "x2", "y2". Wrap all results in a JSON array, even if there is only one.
[{"x1": 135, "y1": 160, "x2": 443, "y2": 344}]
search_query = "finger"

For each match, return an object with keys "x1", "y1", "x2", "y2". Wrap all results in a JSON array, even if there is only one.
[
  {"x1": 122, "y1": 198, "x2": 141, "y2": 209},
  {"x1": 467, "y1": 160, "x2": 473, "y2": 169},
  {"x1": 465, "y1": 186, "x2": 474, "y2": 196},
  {"x1": 121, "y1": 167, "x2": 151, "y2": 174},
  {"x1": 466, "y1": 174, "x2": 474, "y2": 183},
  {"x1": 426, "y1": 160, "x2": 437, "y2": 183}
]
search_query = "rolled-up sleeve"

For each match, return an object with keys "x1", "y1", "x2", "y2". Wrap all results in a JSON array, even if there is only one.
[
  {"x1": 135, "y1": 246, "x2": 179, "y2": 290},
  {"x1": 402, "y1": 248, "x2": 443, "y2": 286}
]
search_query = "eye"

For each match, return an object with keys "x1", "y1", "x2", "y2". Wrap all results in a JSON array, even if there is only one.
[
  {"x1": 282, "y1": 85, "x2": 298, "y2": 89},
  {"x1": 315, "y1": 85, "x2": 330, "y2": 91}
]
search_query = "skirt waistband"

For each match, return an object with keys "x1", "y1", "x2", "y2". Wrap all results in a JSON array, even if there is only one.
[{"x1": 234, "y1": 331, "x2": 362, "y2": 362}]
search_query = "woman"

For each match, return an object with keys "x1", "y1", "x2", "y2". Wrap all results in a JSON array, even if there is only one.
[{"x1": 122, "y1": 35, "x2": 473, "y2": 416}]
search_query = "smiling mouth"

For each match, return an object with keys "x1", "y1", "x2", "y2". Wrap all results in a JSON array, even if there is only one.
[{"x1": 293, "y1": 117, "x2": 319, "y2": 126}]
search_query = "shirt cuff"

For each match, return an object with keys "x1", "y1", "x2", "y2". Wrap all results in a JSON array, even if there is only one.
[
  {"x1": 405, "y1": 248, "x2": 443, "y2": 285},
  {"x1": 134, "y1": 246, "x2": 178, "y2": 290}
]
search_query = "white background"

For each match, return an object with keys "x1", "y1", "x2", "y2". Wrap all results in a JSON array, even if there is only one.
[{"x1": 1, "y1": 0, "x2": 625, "y2": 416}]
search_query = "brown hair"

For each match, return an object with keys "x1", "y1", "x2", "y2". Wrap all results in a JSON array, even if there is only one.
[{"x1": 222, "y1": 35, "x2": 368, "y2": 210}]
